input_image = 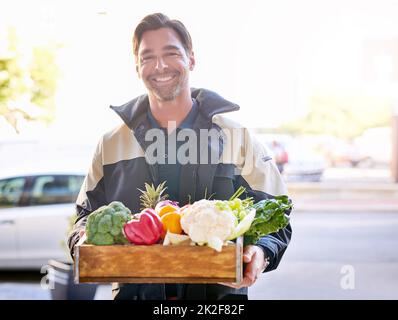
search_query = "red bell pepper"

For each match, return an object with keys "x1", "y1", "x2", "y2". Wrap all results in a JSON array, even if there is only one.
[
  {"x1": 123, "y1": 210, "x2": 163, "y2": 245},
  {"x1": 141, "y1": 208, "x2": 164, "y2": 235}
]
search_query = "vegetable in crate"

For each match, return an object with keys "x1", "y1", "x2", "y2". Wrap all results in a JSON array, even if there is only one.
[
  {"x1": 180, "y1": 199, "x2": 237, "y2": 252},
  {"x1": 86, "y1": 201, "x2": 132, "y2": 245},
  {"x1": 155, "y1": 199, "x2": 182, "y2": 235},
  {"x1": 155, "y1": 200, "x2": 180, "y2": 217},
  {"x1": 244, "y1": 195, "x2": 292, "y2": 246},
  {"x1": 216, "y1": 186, "x2": 256, "y2": 240},
  {"x1": 161, "y1": 211, "x2": 183, "y2": 234},
  {"x1": 123, "y1": 182, "x2": 166, "y2": 245},
  {"x1": 180, "y1": 186, "x2": 255, "y2": 252},
  {"x1": 152, "y1": 195, "x2": 183, "y2": 235},
  {"x1": 179, "y1": 186, "x2": 292, "y2": 252},
  {"x1": 123, "y1": 209, "x2": 163, "y2": 245}
]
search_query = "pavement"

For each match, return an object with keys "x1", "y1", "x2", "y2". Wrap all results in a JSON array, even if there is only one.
[
  {"x1": 0, "y1": 283, "x2": 112, "y2": 300},
  {"x1": 286, "y1": 167, "x2": 398, "y2": 212},
  {"x1": 292, "y1": 198, "x2": 398, "y2": 212}
]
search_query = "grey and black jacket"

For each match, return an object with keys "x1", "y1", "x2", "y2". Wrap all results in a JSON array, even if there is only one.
[{"x1": 68, "y1": 88, "x2": 292, "y2": 300}]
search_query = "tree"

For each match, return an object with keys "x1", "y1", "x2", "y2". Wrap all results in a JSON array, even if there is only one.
[
  {"x1": 0, "y1": 27, "x2": 59, "y2": 133},
  {"x1": 276, "y1": 91, "x2": 391, "y2": 139}
]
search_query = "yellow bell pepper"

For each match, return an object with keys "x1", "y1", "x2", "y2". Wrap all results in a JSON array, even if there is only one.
[{"x1": 160, "y1": 211, "x2": 183, "y2": 234}]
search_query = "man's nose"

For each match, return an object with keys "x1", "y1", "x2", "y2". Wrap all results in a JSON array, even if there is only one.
[{"x1": 155, "y1": 57, "x2": 168, "y2": 71}]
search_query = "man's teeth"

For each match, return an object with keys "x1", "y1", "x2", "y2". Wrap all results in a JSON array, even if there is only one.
[{"x1": 153, "y1": 76, "x2": 173, "y2": 82}]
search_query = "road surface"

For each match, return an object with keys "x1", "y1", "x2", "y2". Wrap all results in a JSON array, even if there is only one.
[{"x1": 249, "y1": 211, "x2": 398, "y2": 299}]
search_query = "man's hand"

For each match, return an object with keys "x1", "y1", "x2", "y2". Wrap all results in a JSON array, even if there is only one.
[
  {"x1": 219, "y1": 245, "x2": 267, "y2": 289},
  {"x1": 79, "y1": 229, "x2": 86, "y2": 238}
]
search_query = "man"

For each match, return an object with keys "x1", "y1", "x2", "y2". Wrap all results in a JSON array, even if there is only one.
[{"x1": 68, "y1": 13, "x2": 292, "y2": 300}]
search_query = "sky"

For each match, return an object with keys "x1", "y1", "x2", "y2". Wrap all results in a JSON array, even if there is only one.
[{"x1": 1, "y1": 0, "x2": 398, "y2": 144}]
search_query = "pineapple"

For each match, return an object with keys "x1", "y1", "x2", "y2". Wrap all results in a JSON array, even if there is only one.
[{"x1": 138, "y1": 181, "x2": 168, "y2": 210}]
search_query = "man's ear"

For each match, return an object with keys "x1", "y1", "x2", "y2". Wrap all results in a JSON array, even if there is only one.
[
  {"x1": 134, "y1": 56, "x2": 141, "y2": 78},
  {"x1": 135, "y1": 64, "x2": 141, "y2": 79},
  {"x1": 189, "y1": 51, "x2": 195, "y2": 71}
]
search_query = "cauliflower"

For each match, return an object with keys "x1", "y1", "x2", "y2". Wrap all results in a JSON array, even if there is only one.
[
  {"x1": 86, "y1": 201, "x2": 132, "y2": 245},
  {"x1": 180, "y1": 199, "x2": 237, "y2": 252}
]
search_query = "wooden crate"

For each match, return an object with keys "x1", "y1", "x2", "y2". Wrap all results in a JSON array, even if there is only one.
[{"x1": 74, "y1": 236, "x2": 243, "y2": 284}]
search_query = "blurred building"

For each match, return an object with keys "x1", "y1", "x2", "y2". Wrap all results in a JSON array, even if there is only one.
[{"x1": 362, "y1": 37, "x2": 398, "y2": 182}]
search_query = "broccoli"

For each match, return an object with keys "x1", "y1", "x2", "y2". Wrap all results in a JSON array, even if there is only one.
[{"x1": 86, "y1": 201, "x2": 132, "y2": 245}]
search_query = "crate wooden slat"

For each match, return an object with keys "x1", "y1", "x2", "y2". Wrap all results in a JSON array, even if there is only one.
[{"x1": 74, "y1": 236, "x2": 243, "y2": 284}]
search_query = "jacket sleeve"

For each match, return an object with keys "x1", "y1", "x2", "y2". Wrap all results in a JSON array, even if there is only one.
[
  {"x1": 67, "y1": 137, "x2": 107, "y2": 259},
  {"x1": 234, "y1": 129, "x2": 293, "y2": 273}
]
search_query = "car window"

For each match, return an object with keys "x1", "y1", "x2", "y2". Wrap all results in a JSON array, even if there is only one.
[
  {"x1": 0, "y1": 177, "x2": 26, "y2": 208},
  {"x1": 30, "y1": 175, "x2": 84, "y2": 205}
]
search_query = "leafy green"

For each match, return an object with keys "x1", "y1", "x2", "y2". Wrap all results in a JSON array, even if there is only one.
[
  {"x1": 227, "y1": 208, "x2": 256, "y2": 240},
  {"x1": 213, "y1": 186, "x2": 256, "y2": 240},
  {"x1": 244, "y1": 195, "x2": 292, "y2": 245},
  {"x1": 210, "y1": 187, "x2": 292, "y2": 244}
]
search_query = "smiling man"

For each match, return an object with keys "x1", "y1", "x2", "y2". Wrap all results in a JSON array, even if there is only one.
[
  {"x1": 68, "y1": 13, "x2": 292, "y2": 300},
  {"x1": 134, "y1": 19, "x2": 195, "y2": 129},
  {"x1": 137, "y1": 29, "x2": 193, "y2": 99}
]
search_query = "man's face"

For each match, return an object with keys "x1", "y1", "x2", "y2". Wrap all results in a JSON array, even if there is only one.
[{"x1": 136, "y1": 27, "x2": 195, "y2": 101}]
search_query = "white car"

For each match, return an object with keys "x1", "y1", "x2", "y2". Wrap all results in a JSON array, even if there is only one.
[
  {"x1": 0, "y1": 170, "x2": 85, "y2": 269},
  {"x1": 283, "y1": 144, "x2": 326, "y2": 182}
]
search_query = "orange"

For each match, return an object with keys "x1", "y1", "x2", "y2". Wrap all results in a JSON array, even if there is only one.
[{"x1": 160, "y1": 212, "x2": 183, "y2": 234}]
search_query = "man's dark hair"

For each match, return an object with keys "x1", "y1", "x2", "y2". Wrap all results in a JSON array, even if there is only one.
[{"x1": 133, "y1": 13, "x2": 193, "y2": 58}]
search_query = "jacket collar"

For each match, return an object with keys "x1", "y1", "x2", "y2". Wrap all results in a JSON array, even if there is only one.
[
  {"x1": 110, "y1": 88, "x2": 238, "y2": 203},
  {"x1": 109, "y1": 88, "x2": 240, "y2": 131}
]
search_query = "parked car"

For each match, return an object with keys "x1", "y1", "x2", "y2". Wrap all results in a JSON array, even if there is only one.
[
  {"x1": 282, "y1": 144, "x2": 326, "y2": 182},
  {"x1": 0, "y1": 170, "x2": 85, "y2": 269},
  {"x1": 256, "y1": 133, "x2": 326, "y2": 182}
]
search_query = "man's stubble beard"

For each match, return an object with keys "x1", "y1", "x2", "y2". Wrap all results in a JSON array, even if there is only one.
[
  {"x1": 146, "y1": 72, "x2": 189, "y2": 102},
  {"x1": 152, "y1": 85, "x2": 181, "y2": 102}
]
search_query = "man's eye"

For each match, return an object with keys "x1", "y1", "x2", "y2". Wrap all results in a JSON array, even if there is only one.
[{"x1": 141, "y1": 56, "x2": 154, "y2": 62}]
